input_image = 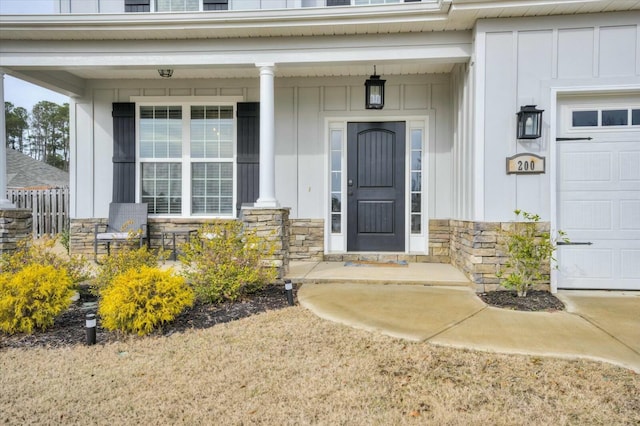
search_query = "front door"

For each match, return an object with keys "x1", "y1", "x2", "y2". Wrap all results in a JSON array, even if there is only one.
[{"x1": 347, "y1": 122, "x2": 405, "y2": 251}]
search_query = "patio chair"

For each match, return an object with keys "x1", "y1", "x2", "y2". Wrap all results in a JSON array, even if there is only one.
[{"x1": 94, "y1": 203, "x2": 149, "y2": 261}]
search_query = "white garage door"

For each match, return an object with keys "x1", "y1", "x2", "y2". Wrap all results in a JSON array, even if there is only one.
[{"x1": 557, "y1": 103, "x2": 640, "y2": 290}]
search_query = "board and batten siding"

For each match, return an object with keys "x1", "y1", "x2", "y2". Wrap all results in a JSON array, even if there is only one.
[
  {"x1": 69, "y1": 75, "x2": 453, "y2": 221},
  {"x1": 475, "y1": 11, "x2": 640, "y2": 222},
  {"x1": 451, "y1": 62, "x2": 475, "y2": 221}
]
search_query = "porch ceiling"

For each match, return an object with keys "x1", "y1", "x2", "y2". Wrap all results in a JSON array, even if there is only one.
[{"x1": 17, "y1": 61, "x2": 457, "y2": 81}]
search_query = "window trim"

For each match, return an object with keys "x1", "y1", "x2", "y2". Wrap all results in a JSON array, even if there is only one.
[
  {"x1": 144, "y1": 0, "x2": 229, "y2": 12},
  {"x1": 563, "y1": 103, "x2": 640, "y2": 133},
  {"x1": 132, "y1": 96, "x2": 242, "y2": 218}
]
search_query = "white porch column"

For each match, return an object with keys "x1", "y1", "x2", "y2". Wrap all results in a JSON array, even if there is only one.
[
  {"x1": 0, "y1": 73, "x2": 15, "y2": 209},
  {"x1": 254, "y1": 63, "x2": 279, "y2": 208}
]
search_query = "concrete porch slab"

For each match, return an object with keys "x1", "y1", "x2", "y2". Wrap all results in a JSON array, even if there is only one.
[
  {"x1": 298, "y1": 283, "x2": 485, "y2": 341},
  {"x1": 286, "y1": 261, "x2": 471, "y2": 286}
]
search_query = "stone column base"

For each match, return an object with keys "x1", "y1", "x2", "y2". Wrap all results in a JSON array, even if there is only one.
[
  {"x1": 241, "y1": 206, "x2": 291, "y2": 278},
  {"x1": 0, "y1": 208, "x2": 33, "y2": 254}
]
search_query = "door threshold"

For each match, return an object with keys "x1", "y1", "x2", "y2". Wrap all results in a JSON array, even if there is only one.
[{"x1": 324, "y1": 253, "x2": 431, "y2": 263}]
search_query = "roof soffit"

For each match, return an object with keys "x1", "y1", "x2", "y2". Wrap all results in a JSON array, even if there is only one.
[{"x1": 1, "y1": 0, "x2": 639, "y2": 41}]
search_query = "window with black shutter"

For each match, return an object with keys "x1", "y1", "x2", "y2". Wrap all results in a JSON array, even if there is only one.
[
  {"x1": 203, "y1": 0, "x2": 228, "y2": 10},
  {"x1": 124, "y1": 0, "x2": 150, "y2": 12},
  {"x1": 327, "y1": 0, "x2": 350, "y2": 6}
]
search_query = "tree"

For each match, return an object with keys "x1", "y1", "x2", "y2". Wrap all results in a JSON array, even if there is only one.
[
  {"x1": 29, "y1": 101, "x2": 69, "y2": 171},
  {"x1": 4, "y1": 102, "x2": 29, "y2": 152}
]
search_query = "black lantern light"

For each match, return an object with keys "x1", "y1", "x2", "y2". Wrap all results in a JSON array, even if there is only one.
[
  {"x1": 516, "y1": 105, "x2": 544, "y2": 139},
  {"x1": 365, "y1": 66, "x2": 385, "y2": 110}
]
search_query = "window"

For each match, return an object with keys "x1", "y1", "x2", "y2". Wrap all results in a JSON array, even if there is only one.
[
  {"x1": 410, "y1": 129, "x2": 423, "y2": 234},
  {"x1": 571, "y1": 107, "x2": 640, "y2": 129},
  {"x1": 355, "y1": 0, "x2": 402, "y2": 4},
  {"x1": 602, "y1": 109, "x2": 627, "y2": 126},
  {"x1": 572, "y1": 110, "x2": 598, "y2": 127},
  {"x1": 330, "y1": 130, "x2": 343, "y2": 234},
  {"x1": 125, "y1": 0, "x2": 150, "y2": 12},
  {"x1": 138, "y1": 103, "x2": 236, "y2": 217},
  {"x1": 156, "y1": 0, "x2": 199, "y2": 12},
  {"x1": 203, "y1": 0, "x2": 228, "y2": 10}
]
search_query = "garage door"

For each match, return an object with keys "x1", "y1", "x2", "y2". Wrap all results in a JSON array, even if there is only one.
[{"x1": 557, "y1": 103, "x2": 640, "y2": 290}]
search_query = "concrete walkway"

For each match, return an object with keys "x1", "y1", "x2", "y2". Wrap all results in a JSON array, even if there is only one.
[{"x1": 292, "y1": 263, "x2": 640, "y2": 373}]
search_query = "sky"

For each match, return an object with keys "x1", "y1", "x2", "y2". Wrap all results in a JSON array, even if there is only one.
[
  {"x1": 2, "y1": 1, "x2": 68, "y2": 112},
  {"x1": 0, "y1": 0, "x2": 55, "y2": 14},
  {"x1": 4, "y1": 76, "x2": 69, "y2": 112}
]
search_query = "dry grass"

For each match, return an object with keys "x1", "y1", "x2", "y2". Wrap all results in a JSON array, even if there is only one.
[{"x1": 1, "y1": 308, "x2": 639, "y2": 425}]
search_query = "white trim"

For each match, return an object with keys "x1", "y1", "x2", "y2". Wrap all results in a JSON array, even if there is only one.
[
  {"x1": 473, "y1": 28, "x2": 486, "y2": 221},
  {"x1": 132, "y1": 97, "x2": 242, "y2": 219},
  {"x1": 131, "y1": 96, "x2": 243, "y2": 104},
  {"x1": 549, "y1": 83, "x2": 640, "y2": 293}
]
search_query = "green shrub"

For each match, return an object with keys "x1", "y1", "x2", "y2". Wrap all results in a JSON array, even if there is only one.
[
  {"x1": 180, "y1": 221, "x2": 277, "y2": 304},
  {"x1": 93, "y1": 244, "x2": 166, "y2": 295},
  {"x1": 98, "y1": 266, "x2": 194, "y2": 336},
  {"x1": 0, "y1": 264, "x2": 73, "y2": 335},
  {"x1": 0, "y1": 236, "x2": 88, "y2": 284},
  {"x1": 59, "y1": 228, "x2": 70, "y2": 254},
  {"x1": 497, "y1": 210, "x2": 568, "y2": 297}
]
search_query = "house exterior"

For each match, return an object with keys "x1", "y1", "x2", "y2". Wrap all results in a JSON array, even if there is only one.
[{"x1": 1, "y1": 0, "x2": 638, "y2": 292}]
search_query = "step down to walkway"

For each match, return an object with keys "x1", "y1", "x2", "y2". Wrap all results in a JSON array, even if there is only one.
[{"x1": 286, "y1": 261, "x2": 471, "y2": 287}]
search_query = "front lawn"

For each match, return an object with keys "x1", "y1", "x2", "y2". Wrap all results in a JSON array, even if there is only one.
[{"x1": 1, "y1": 307, "x2": 638, "y2": 425}]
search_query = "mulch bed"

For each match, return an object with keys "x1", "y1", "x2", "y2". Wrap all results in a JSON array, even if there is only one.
[
  {"x1": 1, "y1": 285, "x2": 565, "y2": 350},
  {"x1": 478, "y1": 290, "x2": 565, "y2": 312},
  {"x1": 0, "y1": 284, "x2": 297, "y2": 350}
]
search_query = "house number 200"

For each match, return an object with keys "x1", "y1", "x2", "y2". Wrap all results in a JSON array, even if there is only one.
[
  {"x1": 517, "y1": 160, "x2": 535, "y2": 171},
  {"x1": 506, "y1": 153, "x2": 545, "y2": 174}
]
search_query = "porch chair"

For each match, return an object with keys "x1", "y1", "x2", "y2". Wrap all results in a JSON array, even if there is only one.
[{"x1": 94, "y1": 203, "x2": 149, "y2": 261}]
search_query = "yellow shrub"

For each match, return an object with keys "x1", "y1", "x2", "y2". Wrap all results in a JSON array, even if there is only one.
[
  {"x1": 0, "y1": 264, "x2": 73, "y2": 335},
  {"x1": 0, "y1": 236, "x2": 88, "y2": 284},
  {"x1": 98, "y1": 266, "x2": 194, "y2": 336},
  {"x1": 93, "y1": 245, "x2": 167, "y2": 295},
  {"x1": 179, "y1": 221, "x2": 277, "y2": 304}
]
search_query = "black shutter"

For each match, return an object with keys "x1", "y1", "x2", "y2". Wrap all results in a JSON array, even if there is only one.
[
  {"x1": 327, "y1": 0, "x2": 350, "y2": 6},
  {"x1": 236, "y1": 102, "x2": 260, "y2": 215},
  {"x1": 404, "y1": 0, "x2": 421, "y2": 2},
  {"x1": 112, "y1": 103, "x2": 136, "y2": 203},
  {"x1": 203, "y1": 0, "x2": 228, "y2": 10},
  {"x1": 125, "y1": 0, "x2": 150, "y2": 12}
]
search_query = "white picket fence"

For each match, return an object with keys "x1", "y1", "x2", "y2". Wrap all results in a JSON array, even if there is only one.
[{"x1": 6, "y1": 187, "x2": 69, "y2": 237}]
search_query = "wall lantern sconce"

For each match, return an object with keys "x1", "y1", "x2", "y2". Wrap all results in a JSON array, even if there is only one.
[
  {"x1": 365, "y1": 66, "x2": 385, "y2": 110},
  {"x1": 516, "y1": 105, "x2": 544, "y2": 139},
  {"x1": 158, "y1": 69, "x2": 174, "y2": 78}
]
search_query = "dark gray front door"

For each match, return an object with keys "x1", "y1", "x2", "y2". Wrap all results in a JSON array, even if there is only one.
[{"x1": 347, "y1": 122, "x2": 405, "y2": 251}]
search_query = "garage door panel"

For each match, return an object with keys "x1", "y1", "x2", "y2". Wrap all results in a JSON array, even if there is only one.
[
  {"x1": 622, "y1": 250, "x2": 640, "y2": 279},
  {"x1": 620, "y1": 200, "x2": 640, "y2": 230},
  {"x1": 560, "y1": 151, "x2": 611, "y2": 182},
  {"x1": 557, "y1": 125, "x2": 640, "y2": 289},
  {"x1": 619, "y1": 151, "x2": 640, "y2": 181},
  {"x1": 560, "y1": 200, "x2": 611, "y2": 230},
  {"x1": 560, "y1": 248, "x2": 613, "y2": 279}
]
